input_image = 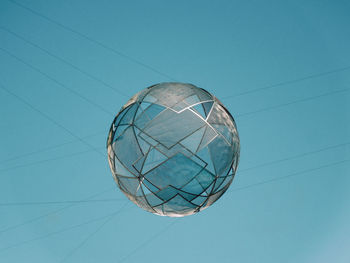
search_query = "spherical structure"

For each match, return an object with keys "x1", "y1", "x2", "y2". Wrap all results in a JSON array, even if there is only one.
[{"x1": 107, "y1": 83, "x2": 240, "y2": 217}]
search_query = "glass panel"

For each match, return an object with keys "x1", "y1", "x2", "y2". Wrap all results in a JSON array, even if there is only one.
[
  {"x1": 113, "y1": 154, "x2": 135, "y2": 178},
  {"x1": 191, "y1": 195, "x2": 207, "y2": 206},
  {"x1": 145, "y1": 191, "x2": 164, "y2": 207},
  {"x1": 148, "y1": 83, "x2": 196, "y2": 109},
  {"x1": 113, "y1": 124, "x2": 128, "y2": 142},
  {"x1": 197, "y1": 125, "x2": 218, "y2": 152},
  {"x1": 118, "y1": 176, "x2": 140, "y2": 196},
  {"x1": 119, "y1": 103, "x2": 139, "y2": 125},
  {"x1": 191, "y1": 104, "x2": 206, "y2": 119},
  {"x1": 214, "y1": 174, "x2": 234, "y2": 193},
  {"x1": 179, "y1": 126, "x2": 206, "y2": 154},
  {"x1": 143, "y1": 108, "x2": 205, "y2": 149},
  {"x1": 154, "y1": 185, "x2": 178, "y2": 202},
  {"x1": 113, "y1": 126, "x2": 143, "y2": 175},
  {"x1": 142, "y1": 147, "x2": 168, "y2": 173},
  {"x1": 208, "y1": 135, "x2": 234, "y2": 177},
  {"x1": 144, "y1": 152, "x2": 203, "y2": 189},
  {"x1": 196, "y1": 145, "x2": 216, "y2": 175},
  {"x1": 161, "y1": 194, "x2": 197, "y2": 215},
  {"x1": 212, "y1": 124, "x2": 234, "y2": 145},
  {"x1": 195, "y1": 168, "x2": 216, "y2": 190},
  {"x1": 202, "y1": 101, "x2": 214, "y2": 117}
]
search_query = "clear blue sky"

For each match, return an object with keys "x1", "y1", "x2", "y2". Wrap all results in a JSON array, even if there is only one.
[{"x1": 0, "y1": 0, "x2": 349, "y2": 262}]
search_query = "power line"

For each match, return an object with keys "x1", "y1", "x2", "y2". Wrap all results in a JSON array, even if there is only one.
[
  {"x1": 0, "y1": 44, "x2": 348, "y2": 168},
  {"x1": 116, "y1": 160, "x2": 350, "y2": 262},
  {"x1": 6, "y1": 0, "x2": 177, "y2": 82},
  {"x1": 0, "y1": 129, "x2": 105, "y2": 165},
  {"x1": 0, "y1": 187, "x2": 115, "y2": 235},
  {"x1": 0, "y1": 80, "x2": 106, "y2": 158},
  {"x1": 1, "y1": 85, "x2": 347, "y2": 175},
  {"x1": 0, "y1": 140, "x2": 348, "y2": 206},
  {"x1": 1, "y1": 23, "x2": 348, "y2": 106},
  {"x1": 1, "y1": 2, "x2": 348, "y2": 260},
  {"x1": 0, "y1": 47, "x2": 114, "y2": 116},
  {"x1": 236, "y1": 87, "x2": 349, "y2": 118},
  {"x1": 0, "y1": 148, "x2": 97, "y2": 175},
  {"x1": 0, "y1": 26, "x2": 130, "y2": 98},
  {"x1": 0, "y1": 198, "x2": 124, "y2": 207},
  {"x1": 229, "y1": 159, "x2": 350, "y2": 193},
  {"x1": 0, "y1": 158, "x2": 348, "y2": 255},
  {"x1": 223, "y1": 65, "x2": 350, "y2": 100},
  {"x1": 117, "y1": 221, "x2": 178, "y2": 263},
  {"x1": 0, "y1": 204, "x2": 128, "y2": 253},
  {"x1": 238, "y1": 142, "x2": 350, "y2": 173},
  {"x1": 59, "y1": 217, "x2": 114, "y2": 262},
  {"x1": 5, "y1": 0, "x2": 350, "y2": 104},
  {"x1": 59, "y1": 202, "x2": 128, "y2": 263},
  {"x1": 0, "y1": 7, "x2": 348, "y2": 256}
]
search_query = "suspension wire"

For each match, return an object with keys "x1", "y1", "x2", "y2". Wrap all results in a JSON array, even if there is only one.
[
  {"x1": 0, "y1": 47, "x2": 114, "y2": 116},
  {"x1": 0, "y1": 203, "x2": 129, "y2": 253},
  {"x1": 229, "y1": 159, "x2": 350, "y2": 193},
  {"x1": 1, "y1": 81, "x2": 347, "y2": 175},
  {"x1": 238, "y1": 142, "x2": 350, "y2": 174},
  {"x1": 0, "y1": 141, "x2": 348, "y2": 206},
  {"x1": 59, "y1": 202, "x2": 129, "y2": 263},
  {"x1": 223, "y1": 65, "x2": 350, "y2": 100},
  {"x1": 0, "y1": 35, "x2": 348, "y2": 167},
  {"x1": 0, "y1": 80, "x2": 106, "y2": 158},
  {"x1": 0, "y1": 159, "x2": 348, "y2": 255},
  {"x1": 236, "y1": 88, "x2": 350, "y2": 118},
  {"x1": 0, "y1": 148, "x2": 98, "y2": 175},
  {"x1": 0, "y1": 26, "x2": 130, "y2": 98},
  {"x1": 0, "y1": 186, "x2": 116, "y2": 235},
  {"x1": 117, "y1": 221, "x2": 178, "y2": 263},
  {"x1": 0, "y1": 129, "x2": 105, "y2": 165},
  {"x1": 6, "y1": 0, "x2": 177, "y2": 82},
  {"x1": 114, "y1": 159, "x2": 350, "y2": 262},
  {"x1": 0, "y1": 198, "x2": 124, "y2": 207},
  {"x1": 0, "y1": 2, "x2": 348, "y2": 261}
]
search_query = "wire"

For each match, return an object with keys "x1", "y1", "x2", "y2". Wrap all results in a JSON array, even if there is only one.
[
  {"x1": 236, "y1": 87, "x2": 350, "y2": 118},
  {"x1": 0, "y1": 148, "x2": 97, "y2": 175},
  {"x1": 1, "y1": 84, "x2": 348, "y2": 176},
  {"x1": 117, "y1": 221, "x2": 178, "y2": 263},
  {"x1": 0, "y1": 158, "x2": 348, "y2": 255},
  {"x1": 0, "y1": 80, "x2": 106, "y2": 158},
  {"x1": 0, "y1": 47, "x2": 114, "y2": 116},
  {"x1": 0, "y1": 26, "x2": 130, "y2": 98},
  {"x1": 0, "y1": 140, "x2": 348, "y2": 206},
  {"x1": 115, "y1": 156, "x2": 345, "y2": 262},
  {"x1": 0, "y1": 3, "x2": 348, "y2": 258},
  {"x1": 238, "y1": 142, "x2": 350, "y2": 173},
  {"x1": 0, "y1": 41, "x2": 348, "y2": 167},
  {"x1": 0, "y1": 198, "x2": 124, "y2": 207},
  {"x1": 59, "y1": 202, "x2": 128, "y2": 263},
  {"x1": 0, "y1": 187, "x2": 115, "y2": 235},
  {"x1": 223, "y1": 65, "x2": 350, "y2": 100},
  {"x1": 0, "y1": 204, "x2": 128, "y2": 253},
  {"x1": 6, "y1": 0, "x2": 177, "y2": 82},
  {"x1": 0, "y1": 129, "x2": 105, "y2": 165},
  {"x1": 229, "y1": 159, "x2": 350, "y2": 193},
  {"x1": 0, "y1": 2, "x2": 348, "y2": 261},
  {"x1": 115, "y1": 160, "x2": 350, "y2": 262}
]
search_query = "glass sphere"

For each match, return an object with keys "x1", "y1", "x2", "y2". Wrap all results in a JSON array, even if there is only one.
[{"x1": 107, "y1": 83, "x2": 240, "y2": 217}]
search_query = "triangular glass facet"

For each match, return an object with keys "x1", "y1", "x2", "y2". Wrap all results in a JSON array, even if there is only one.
[{"x1": 180, "y1": 126, "x2": 206, "y2": 153}]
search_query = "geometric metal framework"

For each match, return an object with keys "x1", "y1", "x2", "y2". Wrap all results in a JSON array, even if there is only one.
[{"x1": 107, "y1": 83, "x2": 240, "y2": 217}]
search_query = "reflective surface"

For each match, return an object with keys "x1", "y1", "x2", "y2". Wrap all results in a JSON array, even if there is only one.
[{"x1": 107, "y1": 83, "x2": 240, "y2": 217}]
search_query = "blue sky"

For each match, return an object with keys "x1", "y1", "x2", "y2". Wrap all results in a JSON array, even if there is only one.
[{"x1": 0, "y1": 0, "x2": 349, "y2": 262}]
